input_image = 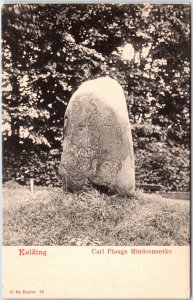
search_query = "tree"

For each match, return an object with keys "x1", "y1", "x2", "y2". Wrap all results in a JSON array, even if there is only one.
[{"x1": 2, "y1": 4, "x2": 190, "y2": 190}]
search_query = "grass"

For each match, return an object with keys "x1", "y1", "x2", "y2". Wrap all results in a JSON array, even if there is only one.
[{"x1": 3, "y1": 183, "x2": 190, "y2": 246}]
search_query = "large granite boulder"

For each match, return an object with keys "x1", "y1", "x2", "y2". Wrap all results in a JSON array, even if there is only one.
[{"x1": 59, "y1": 77, "x2": 135, "y2": 196}]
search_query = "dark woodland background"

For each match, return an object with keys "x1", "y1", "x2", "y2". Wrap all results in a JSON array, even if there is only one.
[{"x1": 2, "y1": 4, "x2": 190, "y2": 192}]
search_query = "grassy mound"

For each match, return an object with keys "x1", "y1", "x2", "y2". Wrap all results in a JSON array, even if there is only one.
[{"x1": 3, "y1": 186, "x2": 190, "y2": 246}]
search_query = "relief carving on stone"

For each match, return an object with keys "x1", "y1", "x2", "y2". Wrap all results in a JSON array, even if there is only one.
[{"x1": 60, "y1": 93, "x2": 130, "y2": 188}]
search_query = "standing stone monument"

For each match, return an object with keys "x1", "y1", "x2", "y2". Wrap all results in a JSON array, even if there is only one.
[{"x1": 59, "y1": 76, "x2": 135, "y2": 196}]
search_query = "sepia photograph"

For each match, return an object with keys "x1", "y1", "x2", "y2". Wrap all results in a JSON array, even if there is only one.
[{"x1": 2, "y1": 3, "x2": 190, "y2": 248}]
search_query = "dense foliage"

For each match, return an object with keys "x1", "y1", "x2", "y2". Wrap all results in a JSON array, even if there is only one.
[{"x1": 2, "y1": 4, "x2": 190, "y2": 191}]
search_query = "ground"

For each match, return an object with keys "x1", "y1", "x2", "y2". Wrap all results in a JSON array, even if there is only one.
[{"x1": 3, "y1": 182, "x2": 190, "y2": 246}]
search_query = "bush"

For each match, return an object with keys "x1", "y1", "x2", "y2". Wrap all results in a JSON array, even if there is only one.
[
  {"x1": 135, "y1": 142, "x2": 190, "y2": 191},
  {"x1": 3, "y1": 139, "x2": 190, "y2": 191},
  {"x1": 2, "y1": 4, "x2": 190, "y2": 192},
  {"x1": 3, "y1": 146, "x2": 62, "y2": 187}
]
